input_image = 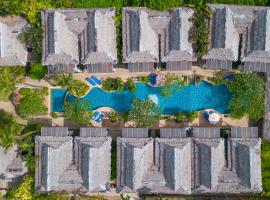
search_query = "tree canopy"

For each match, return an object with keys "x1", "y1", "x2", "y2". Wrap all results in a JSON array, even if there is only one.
[
  {"x1": 128, "y1": 98, "x2": 161, "y2": 127},
  {"x1": 51, "y1": 73, "x2": 73, "y2": 89},
  {"x1": 64, "y1": 98, "x2": 92, "y2": 126},
  {"x1": 227, "y1": 72, "x2": 265, "y2": 120}
]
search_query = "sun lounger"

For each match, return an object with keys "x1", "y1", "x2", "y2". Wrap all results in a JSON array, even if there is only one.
[
  {"x1": 86, "y1": 77, "x2": 96, "y2": 86},
  {"x1": 96, "y1": 113, "x2": 105, "y2": 123},
  {"x1": 91, "y1": 76, "x2": 102, "y2": 85},
  {"x1": 91, "y1": 111, "x2": 100, "y2": 120}
]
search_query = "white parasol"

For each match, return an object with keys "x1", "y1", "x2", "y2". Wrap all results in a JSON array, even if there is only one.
[{"x1": 208, "y1": 112, "x2": 220, "y2": 124}]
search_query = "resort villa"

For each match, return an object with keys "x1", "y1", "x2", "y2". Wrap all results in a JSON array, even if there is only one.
[{"x1": 1, "y1": 3, "x2": 270, "y2": 198}]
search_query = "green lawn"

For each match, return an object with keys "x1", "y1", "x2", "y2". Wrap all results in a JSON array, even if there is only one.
[{"x1": 261, "y1": 140, "x2": 270, "y2": 197}]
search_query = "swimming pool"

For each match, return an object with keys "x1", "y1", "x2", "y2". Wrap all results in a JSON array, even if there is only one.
[{"x1": 51, "y1": 81, "x2": 232, "y2": 114}]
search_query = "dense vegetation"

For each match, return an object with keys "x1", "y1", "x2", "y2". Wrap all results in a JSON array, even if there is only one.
[
  {"x1": 64, "y1": 98, "x2": 92, "y2": 125},
  {"x1": 128, "y1": 98, "x2": 161, "y2": 127},
  {"x1": 261, "y1": 140, "x2": 270, "y2": 197},
  {"x1": 227, "y1": 72, "x2": 265, "y2": 121},
  {"x1": 29, "y1": 63, "x2": 48, "y2": 80},
  {"x1": 0, "y1": 67, "x2": 25, "y2": 101},
  {"x1": 70, "y1": 80, "x2": 89, "y2": 97},
  {"x1": 16, "y1": 88, "x2": 48, "y2": 119},
  {"x1": 102, "y1": 78, "x2": 124, "y2": 91},
  {"x1": 51, "y1": 73, "x2": 73, "y2": 89}
]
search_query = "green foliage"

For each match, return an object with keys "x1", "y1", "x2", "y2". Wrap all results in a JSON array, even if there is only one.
[
  {"x1": 137, "y1": 76, "x2": 149, "y2": 83},
  {"x1": 29, "y1": 63, "x2": 48, "y2": 80},
  {"x1": 128, "y1": 98, "x2": 161, "y2": 127},
  {"x1": 6, "y1": 174, "x2": 68, "y2": 200},
  {"x1": 0, "y1": 67, "x2": 24, "y2": 101},
  {"x1": 51, "y1": 112, "x2": 58, "y2": 118},
  {"x1": 18, "y1": 25, "x2": 42, "y2": 58},
  {"x1": 20, "y1": 0, "x2": 52, "y2": 24},
  {"x1": 227, "y1": 72, "x2": 265, "y2": 120},
  {"x1": 109, "y1": 111, "x2": 119, "y2": 123},
  {"x1": 102, "y1": 78, "x2": 124, "y2": 91},
  {"x1": 125, "y1": 78, "x2": 136, "y2": 91},
  {"x1": 194, "y1": 75, "x2": 203, "y2": 84},
  {"x1": 175, "y1": 112, "x2": 185, "y2": 123},
  {"x1": 16, "y1": 88, "x2": 47, "y2": 119},
  {"x1": 192, "y1": 11, "x2": 209, "y2": 58},
  {"x1": 111, "y1": 140, "x2": 117, "y2": 180},
  {"x1": 187, "y1": 111, "x2": 198, "y2": 122},
  {"x1": 207, "y1": 76, "x2": 227, "y2": 86},
  {"x1": 51, "y1": 73, "x2": 73, "y2": 89},
  {"x1": 261, "y1": 140, "x2": 270, "y2": 197},
  {"x1": 70, "y1": 80, "x2": 89, "y2": 97},
  {"x1": 17, "y1": 124, "x2": 41, "y2": 172},
  {"x1": 64, "y1": 98, "x2": 92, "y2": 125},
  {"x1": 120, "y1": 111, "x2": 129, "y2": 122},
  {"x1": 0, "y1": 0, "x2": 21, "y2": 16}
]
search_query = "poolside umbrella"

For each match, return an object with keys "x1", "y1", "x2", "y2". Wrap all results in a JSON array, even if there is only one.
[{"x1": 208, "y1": 112, "x2": 220, "y2": 124}]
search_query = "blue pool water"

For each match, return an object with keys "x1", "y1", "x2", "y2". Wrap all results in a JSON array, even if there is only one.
[{"x1": 51, "y1": 81, "x2": 232, "y2": 114}]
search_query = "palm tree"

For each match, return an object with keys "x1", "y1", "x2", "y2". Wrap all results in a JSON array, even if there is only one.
[
  {"x1": 0, "y1": 68, "x2": 23, "y2": 101},
  {"x1": 185, "y1": 0, "x2": 212, "y2": 18},
  {"x1": 0, "y1": 123, "x2": 39, "y2": 150},
  {"x1": 52, "y1": 73, "x2": 73, "y2": 89}
]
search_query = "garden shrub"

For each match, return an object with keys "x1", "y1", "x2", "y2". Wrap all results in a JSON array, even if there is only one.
[
  {"x1": 187, "y1": 111, "x2": 198, "y2": 122},
  {"x1": 109, "y1": 111, "x2": 119, "y2": 123},
  {"x1": 125, "y1": 78, "x2": 136, "y2": 91},
  {"x1": 102, "y1": 78, "x2": 124, "y2": 91},
  {"x1": 137, "y1": 76, "x2": 149, "y2": 83},
  {"x1": 111, "y1": 140, "x2": 117, "y2": 180},
  {"x1": 261, "y1": 140, "x2": 270, "y2": 197},
  {"x1": 29, "y1": 63, "x2": 48, "y2": 80},
  {"x1": 16, "y1": 88, "x2": 47, "y2": 119},
  {"x1": 175, "y1": 112, "x2": 185, "y2": 123},
  {"x1": 70, "y1": 80, "x2": 89, "y2": 97}
]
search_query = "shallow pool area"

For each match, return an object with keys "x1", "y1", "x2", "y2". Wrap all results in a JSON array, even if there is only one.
[{"x1": 51, "y1": 81, "x2": 232, "y2": 114}]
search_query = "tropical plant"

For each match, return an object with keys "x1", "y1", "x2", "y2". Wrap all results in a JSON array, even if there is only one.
[
  {"x1": 16, "y1": 88, "x2": 47, "y2": 119},
  {"x1": 128, "y1": 98, "x2": 161, "y2": 127},
  {"x1": 261, "y1": 140, "x2": 270, "y2": 197},
  {"x1": 0, "y1": 67, "x2": 24, "y2": 101},
  {"x1": 175, "y1": 112, "x2": 185, "y2": 123},
  {"x1": 102, "y1": 78, "x2": 124, "y2": 91},
  {"x1": 0, "y1": 0, "x2": 21, "y2": 16},
  {"x1": 227, "y1": 72, "x2": 265, "y2": 120},
  {"x1": 6, "y1": 174, "x2": 68, "y2": 200},
  {"x1": 125, "y1": 78, "x2": 136, "y2": 91},
  {"x1": 137, "y1": 76, "x2": 149, "y2": 83},
  {"x1": 109, "y1": 111, "x2": 118, "y2": 123},
  {"x1": 64, "y1": 98, "x2": 92, "y2": 126},
  {"x1": 187, "y1": 111, "x2": 198, "y2": 122},
  {"x1": 0, "y1": 123, "x2": 24, "y2": 150},
  {"x1": 51, "y1": 73, "x2": 73, "y2": 89},
  {"x1": 70, "y1": 80, "x2": 89, "y2": 97},
  {"x1": 29, "y1": 63, "x2": 48, "y2": 80},
  {"x1": 18, "y1": 25, "x2": 43, "y2": 58},
  {"x1": 111, "y1": 140, "x2": 117, "y2": 180}
]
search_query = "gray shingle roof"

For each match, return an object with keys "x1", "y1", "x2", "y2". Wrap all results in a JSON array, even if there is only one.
[
  {"x1": 205, "y1": 4, "x2": 270, "y2": 70},
  {"x1": 231, "y1": 127, "x2": 258, "y2": 138},
  {"x1": 117, "y1": 128, "x2": 262, "y2": 194},
  {"x1": 122, "y1": 128, "x2": 148, "y2": 138},
  {"x1": 193, "y1": 127, "x2": 220, "y2": 138},
  {"x1": 80, "y1": 127, "x2": 108, "y2": 137},
  {"x1": 160, "y1": 128, "x2": 187, "y2": 138},
  {"x1": 203, "y1": 6, "x2": 239, "y2": 61},
  {"x1": 35, "y1": 127, "x2": 111, "y2": 193},
  {"x1": 122, "y1": 7, "x2": 195, "y2": 64},
  {"x1": 42, "y1": 8, "x2": 117, "y2": 67},
  {"x1": 162, "y1": 8, "x2": 195, "y2": 62},
  {"x1": 0, "y1": 145, "x2": 27, "y2": 183},
  {"x1": 0, "y1": 16, "x2": 28, "y2": 66},
  {"x1": 41, "y1": 127, "x2": 69, "y2": 137}
]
